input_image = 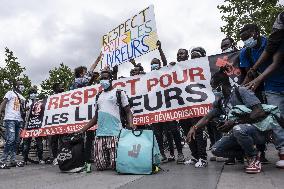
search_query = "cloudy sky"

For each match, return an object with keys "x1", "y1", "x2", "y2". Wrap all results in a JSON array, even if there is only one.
[{"x1": 0, "y1": 0, "x2": 254, "y2": 85}]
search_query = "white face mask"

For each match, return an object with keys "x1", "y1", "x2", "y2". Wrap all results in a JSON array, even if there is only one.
[
  {"x1": 222, "y1": 47, "x2": 234, "y2": 53},
  {"x1": 100, "y1": 79, "x2": 111, "y2": 90},
  {"x1": 18, "y1": 85, "x2": 25, "y2": 93},
  {"x1": 30, "y1": 93, "x2": 37, "y2": 100},
  {"x1": 243, "y1": 37, "x2": 257, "y2": 48}
]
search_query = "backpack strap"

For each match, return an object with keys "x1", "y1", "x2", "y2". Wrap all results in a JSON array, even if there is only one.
[
  {"x1": 95, "y1": 91, "x2": 102, "y2": 110},
  {"x1": 245, "y1": 48, "x2": 254, "y2": 67},
  {"x1": 116, "y1": 89, "x2": 123, "y2": 108},
  {"x1": 116, "y1": 89, "x2": 128, "y2": 128},
  {"x1": 13, "y1": 90, "x2": 26, "y2": 120}
]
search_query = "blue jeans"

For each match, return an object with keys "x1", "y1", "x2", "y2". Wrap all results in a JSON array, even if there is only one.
[
  {"x1": 265, "y1": 91, "x2": 284, "y2": 151},
  {"x1": 265, "y1": 91, "x2": 284, "y2": 117},
  {"x1": 0, "y1": 120, "x2": 22, "y2": 163},
  {"x1": 212, "y1": 124, "x2": 266, "y2": 158}
]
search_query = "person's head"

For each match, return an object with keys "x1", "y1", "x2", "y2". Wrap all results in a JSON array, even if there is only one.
[
  {"x1": 28, "y1": 87, "x2": 38, "y2": 100},
  {"x1": 239, "y1": 24, "x2": 260, "y2": 48},
  {"x1": 191, "y1": 47, "x2": 206, "y2": 59},
  {"x1": 74, "y1": 66, "x2": 87, "y2": 78},
  {"x1": 52, "y1": 83, "x2": 64, "y2": 94},
  {"x1": 151, "y1": 58, "x2": 161, "y2": 70},
  {"x1": 15, "y1": 80, "x2": 25, "y2": 94},
  {"x1": 210, "y1": 67, "x2": 231, "y2": 97},
  {"x1": 100, "y1": 69, "x2": 113, "y2": 91},
  {"x1": 131, "y1": 63, "x2": 144, "y2": 76},
  {"x1": 177, "y1": 49, "x2": 189, "y2": 62},
  {"x1": 221, "y1": 37, "x2": 237, "y2": 53}
]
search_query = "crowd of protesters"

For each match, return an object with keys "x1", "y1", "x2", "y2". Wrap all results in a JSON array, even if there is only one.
[{"x1": 0, "y1": 12, "x2": 284, "y2": 175}]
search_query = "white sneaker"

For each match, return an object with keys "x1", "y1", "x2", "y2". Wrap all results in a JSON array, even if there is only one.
[
  {"x1": 194, "y1": 158, "x2": 208, "y2": 168},
  {"x1": 39, "y1": 160, "x2": 45, "y2": 165},
  {"x1": 53, "y1": 158, "x2": 58, "y2": 165},
  {"x1": 184, "y1": 158, "x2": 198, "y2": 165}
]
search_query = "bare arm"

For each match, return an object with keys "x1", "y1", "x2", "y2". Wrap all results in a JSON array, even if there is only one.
[
  {"x1": 156, "y1": 40, "x2": 167, "y2": 66},
  {"x1": 193, "y1": 112, "x2": 216, "y2": 130},
  {"x1": 124, "y1": 105, "x2": 135, "y2": 129},
  {"x1": 129, "y1": 59, "x2": 137, "y2": 67},
  {"x1": 89, "y1": 52, "x2": 103, "y2": 73},
  {"x1": 252, "y1": 51, "x2": 271, "y2": 71},
  {"x1": 254, "y1": 51, "x2": 283, "y2": 82},
  {"x1": 80, "y1": 111, "x2": 98, "y2": 133},
  {"x1": 245, "y1": 51, "x2": 284, "y2": 90},
  {"x1": 187, "y1": 112, "x2": 215, "y2": 142},
  {"x1": 0, "y1": 99, "x2": 8, "y2": 113}
]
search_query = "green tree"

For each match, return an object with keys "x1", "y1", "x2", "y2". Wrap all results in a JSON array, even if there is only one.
[
  {"x1": 218, "y1": 0, "x2": 284, "y2": 41},
  {"x1": 40, "y1": 63, "x2": 74, "y2": 97},
  {"x1": 0, "y1": 47, "x2": 31, "y2": 101}
]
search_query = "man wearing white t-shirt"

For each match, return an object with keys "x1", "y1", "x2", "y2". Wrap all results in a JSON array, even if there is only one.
[
  {"x1": 79, "y1": 69, "x2": 135, "y2": 171},
  {"x1": 0, "y1": 81, "x2": 26, "y2": 169}
]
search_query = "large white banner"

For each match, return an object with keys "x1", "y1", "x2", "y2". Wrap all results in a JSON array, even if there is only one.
[
  {"x1": 101, "y1": 5, "x2": 158, "y2": 68},
  {"x1": 22, "y1": 57, "x2": 216, "y2": 138}
]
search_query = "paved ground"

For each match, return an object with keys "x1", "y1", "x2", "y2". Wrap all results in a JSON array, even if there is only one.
[{"x1": 0, "y1": 144, "x2": 283, "y2": 189}]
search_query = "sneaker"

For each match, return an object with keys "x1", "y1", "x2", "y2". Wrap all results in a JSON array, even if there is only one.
[
  {"x1": 161, "y1": 155, "x2": 168, "y2": 163},
  {"x1": 184, "y1": 158, "x2": 198, "y2": 165},
  {"x1": 177, "y1": 153, "x2": 185, "y2": 164},
  {"x1": 39, "y1": 160, "x2": 45, "y2": 165},
  {"x1": 276, "y1": 152, "x2": 284, "y2": 169},
  {"x1": 0, "y1": 162, "x2": 10, "y2": 169},
  {"x1": 225, "y1": 158, "x2": 236, "y2": 165},
  {"x1": 195, "y1": 158, "x2": 208, "y2": 168},
  {"x1": 216, "y1": 157, "x2": 228, "y2": 162},
  {"x1": 45, "y1": 157, "x2": 53, "y2": 164},
  {"x1": 245, "y1": 157, "x2": 261, "y2": 174},
  {"x1": 85, "y1": 163, "x2": 92, "y2": 173},
  {"x1": 168, "y1": 155, "x2": 175, "y2": 162},
  {"x1": 9, "y1": 161, "x2": 24, "y2": 167},
  {"x1": 53, "y1": 158, "x2": 58, "y2": 165}
]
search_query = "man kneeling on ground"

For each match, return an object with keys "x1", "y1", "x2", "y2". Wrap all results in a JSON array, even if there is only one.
[{"x1": 187, "y1": 68, "x2": 284, "y2": 174}]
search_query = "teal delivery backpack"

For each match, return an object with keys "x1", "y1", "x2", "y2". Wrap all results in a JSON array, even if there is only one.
[{"x1": 116, "y1": 129, "x2": 161, "y2": 174}]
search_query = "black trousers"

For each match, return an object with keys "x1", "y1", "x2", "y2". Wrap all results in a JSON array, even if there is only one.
[
  {"x1": 153, "y1": 121, "x2": 183, "y2": 155},
  {"x1": 48, "y1": 135, "x2": 62, "y2": 159},
  {"x1": 84, "y1": 130, "x2": 95, "y2": 163},
  {"x1": 23, "y1": 137, "x2": 43, "y2": 161},
  {"x1": 180, "y1": 117, "x2": 207, "y2": 160},
  {"x1": 207, "y1": 121, "x2": 223, "y2": 147}
]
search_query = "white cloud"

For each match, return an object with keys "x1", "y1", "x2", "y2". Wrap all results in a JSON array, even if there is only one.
[{"x1": 0, "y1": 0, "x2": 226, "y2": 85}]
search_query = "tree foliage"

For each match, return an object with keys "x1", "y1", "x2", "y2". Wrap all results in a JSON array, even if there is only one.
[
  {"x1": 40, "y1": 63, "x2": 74, "y2": 97},
  {"x1": 218, "y1": 0, "x2": 284, "y2": 41},
  {"x1": 0, "y1": 47, "x2": 31, "y2": 101}
]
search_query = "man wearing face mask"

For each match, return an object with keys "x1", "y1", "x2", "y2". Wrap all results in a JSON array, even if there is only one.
[
  {"x1": 0, "y1": 81, "x2": 26, "y2": 169},
  {"x1": 22, "y1": 87, "x2": 44, "y2": 165},
  {"x1": 150, "y1": 41, "x2": 186, "y2": 164},
  {"x1": 169, "y1": 48, "x2": 208, "y2": 167},
  {"x1": 239, "y1": 24, "x2": 284, "y2": 163},
  {"x1": 77, "y1": 69, "x2": 135, "y2": 171},
  {"x1": 221, "y1": 37, "x2": 238, "y2": 53},
  {"x1": 187, "y1": 68, "x2": 284, "y2": 173}
]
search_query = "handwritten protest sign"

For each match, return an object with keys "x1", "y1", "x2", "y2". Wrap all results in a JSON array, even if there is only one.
[{"x1": 101, "y1": 5, "x2": 158, "y2": 68}]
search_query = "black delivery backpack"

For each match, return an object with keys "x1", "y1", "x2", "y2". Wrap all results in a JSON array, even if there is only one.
[{"x1": 57, "y1": 133, "x2": 85, "y2": 173}]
